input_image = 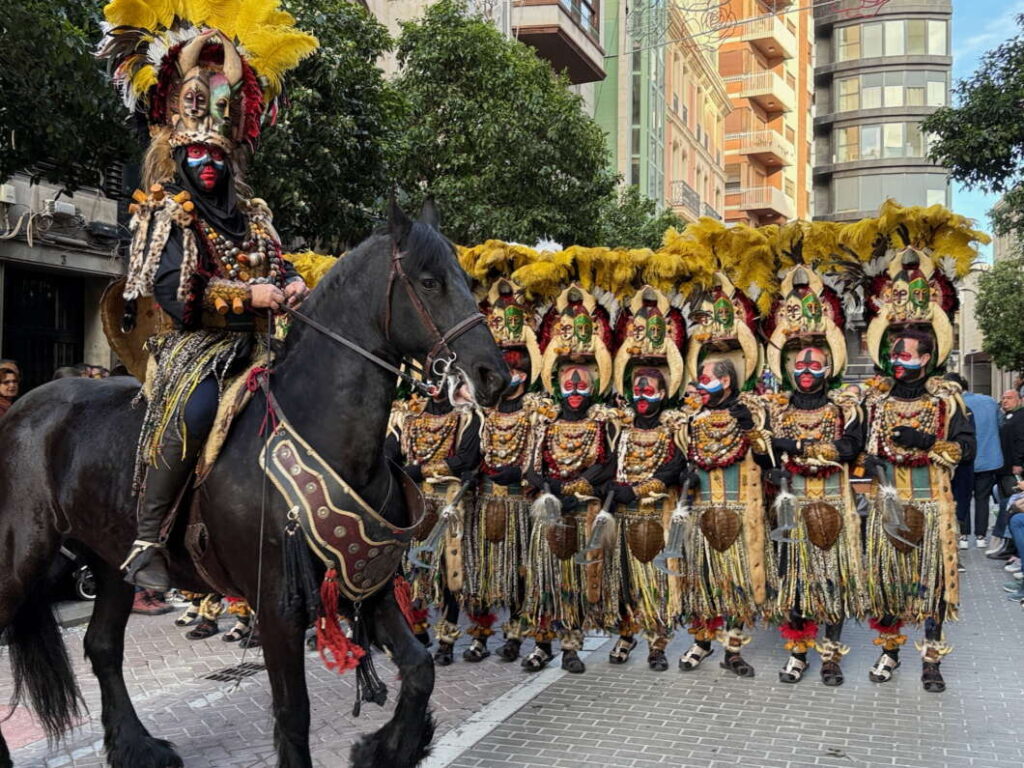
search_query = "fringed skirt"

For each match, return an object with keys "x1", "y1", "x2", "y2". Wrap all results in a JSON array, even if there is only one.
[
  {"x1": 409, "y1": 482, "x2": 465, "y2": 609},
  {"x1": 463, "y1": 482, "x2": 531, "y2": 612},
  {"x1": 134, "y1": 329, "x2": 259, "y2": 489},
  {"x1": 773, "y1": 492, "x2": 865, "y2": 625},
  {"x1": 617, "y1": 501, "x2": 682, "y2": 635}
]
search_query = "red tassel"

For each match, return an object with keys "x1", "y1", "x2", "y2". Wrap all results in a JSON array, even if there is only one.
[
  {"x1": 316, "y1": 569, "x2": 365, "y2": 674},
  {"x1": 692, "y1": 616, "x2": 725, "y2": 633},
  {"x1": 393, "y1": 575, "x2": 416, "y2": 629},
  {"x1": 869, "y1": 617, "x2": 904, "y2": 634},
  {"x1": 779, "y1": 621, "x2": 819, "y2": 642},
  {"x1": 469, "y1": 612, "x2": 498, "y2": 629}
]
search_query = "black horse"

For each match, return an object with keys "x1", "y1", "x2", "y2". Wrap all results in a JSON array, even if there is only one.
[{"x1": 0, "y1": 202, "x2": 508, "y2": 768}]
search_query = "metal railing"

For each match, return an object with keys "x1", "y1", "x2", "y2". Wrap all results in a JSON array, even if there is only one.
[
  {"x1": 726, "y1": 71, "x2": 795, "y2": 112},
  {"x1": 728, "y1": 186, "x2": 794, "y2": 219},
  {"x1": 702, "y1": 202, "x2": 722, "y2": 220},
  {"x1": 557, "y1": 0, "x2": 599, "y2": 40},
  {"x1": 739, "y1": 14, "x2": 797, "y2": 58},
  {"x1": 726, "y1": 130, "x2": 795, "y2": 165},
  {"x1": 670, "y1": 180, "x2": 700, "y2": 214}
]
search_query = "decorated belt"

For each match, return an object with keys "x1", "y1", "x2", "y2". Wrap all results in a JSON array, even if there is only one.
[{"x1": 261, "y1": 420, "x2": 419, "y2": 601}]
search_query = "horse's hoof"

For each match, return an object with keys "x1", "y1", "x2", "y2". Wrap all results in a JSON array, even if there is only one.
[{"x1": 107, "y1": 736, "x2": 182, "y2": 768}]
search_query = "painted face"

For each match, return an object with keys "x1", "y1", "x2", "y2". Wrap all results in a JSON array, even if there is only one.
[
  {"x1": 646, "y1": 314, "x2": 666, "y2": 347},
  {"x1": 909, "y1": 276, "x2": 930, "y2": 311},
  {"x1": 573, "y1": 313, "x2": 594, "y2": 345},
  {"x1": 697, "y1": 361, "x2": 729, "y2": 406},
  {"x1": 791, "y1": 347, "x2": 829, "y2": 393},
  {"x1": 890, "y1": 336, "x2": 930, "y2": 381},
  {"x1": 504, "y1": 305, "x2": 524, "y2": 336},
  {"x1": 713, "y1": 296, "x2": 734, "y2": 329},
  {"x1": 559, "y1": 366, "x2": 593, "y2": 412},
  {"x1": 800, "y1": 293, "x2": 822, "y2": 323},
  {"x1": 632, "y1": 373, "x2": 665, "y2": 417},
  {"x1": 185, "y1": 143, "x2": 226, "y2": 191}
]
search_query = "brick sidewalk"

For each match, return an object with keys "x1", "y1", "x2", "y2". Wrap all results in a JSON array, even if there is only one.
[{"x1": 5, "y1": 547, "x2": 1023, "y2": 767}]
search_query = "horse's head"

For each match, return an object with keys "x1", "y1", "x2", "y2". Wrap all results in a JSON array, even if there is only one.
[{"x1": 385, "y1": 200, "x2": 509, "y2": 407}]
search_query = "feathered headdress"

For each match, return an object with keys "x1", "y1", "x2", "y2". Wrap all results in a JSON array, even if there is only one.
[
  {"x1": 481, "y1": 277, "x2": 542, "y2": 384},
  {"x1": 97, "y1": 0, "x2": 317, "y2": 156},
  {"x1": 538, "y1": 284, "x2": 614, "y2": 397},
  {"x1": 684, "y1": 272, "x2": 761, "y2": 388},
  {"x1": 612, "y1": 285, "x2": 686, "y2": 399}
]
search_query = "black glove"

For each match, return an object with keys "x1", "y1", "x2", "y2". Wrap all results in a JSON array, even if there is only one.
[
  {"x1": 611, "y1": 483, "x2": 637, "y2": 505},
  {"x1": 527, "y1": 469, "x2": 561, "y2": 496},
  {"x1": 891, "y1": 426, "x2": 936, "y2": 451},
  {"x1": 489, "y1": 465, "x2": 522, "y2": 486},
  {"x1": 402, "y1": 464, "x2": 424, "y2": 484},
  {"x1": 560, "y1": 495, "x2": 579, "y2": 514},
  {"x1": 861, "y1": 453, "x2": 887, "y2": 479},
  {"x1": 768, "y1": 467, "x2": 791, "y2": 487},
  {"x1": 679, "y1": 468, "x2": 700, "y2": 490},
  {"x1": 728, "y1": 401, "x2": 755, "y2": 431},
  {"x1": 771, "y1": 437, "x2": 800, "y2": 456}
]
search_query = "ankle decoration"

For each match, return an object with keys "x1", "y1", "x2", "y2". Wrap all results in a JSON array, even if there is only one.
[
  {"x1": 915, "y1": 638, "x2": 953, "y2": 662},
  {"x1": 645, "y1": 631, "x2": 672, "y2": 651},
  {"x1": 870, "y1": 618, "x2": 906, "y2": 651},
  {"x1": 688, "y1": 616, "x2": 725, "y2": 643},
  {"x1": 716, "y1": 627, "x2": 752, "y2": 653},
  {"x1": 619, "y1": 616, "x2": 641, "y2": 637},
  {"x1": 502, "y1": 620, "x2": 526, "y2": 641},
  {"x1": 467, "y1": 612, "x2": 498, "y2": 639},
  {"x1": 816, "y1": 638, "x2": 850, "y2": 662},
  {"x1": 560, "y1": 629, "x2": 584, "y2": 652},
  {"x1": 530, "y1": 627, "x2": 558, "y2": 643},
  {"x1": 434, "y1": 619, "x2": 462, "y2": 645},
  {"x1": 780, "y1": 621, "x2": 819, "y2": 654}
]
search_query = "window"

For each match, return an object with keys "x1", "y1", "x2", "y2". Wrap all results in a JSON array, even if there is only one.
[
  {"x1": 928, "y1": 20, "x2": 947, "y2": 55},
  {"x1": 907, "y1": 84, "x2": 926, "y2": 106},
  {"x1": 907, "y1": 20, "x2": 927, "y2": 55},
  {"x1": 927, "y1": 186, "x2": 947, "y2": 207},
  {"x1": 862, "y1": 22, "x2": 883, "y2": 58},
  {"x1": 927, "y1": 79, "x2": 946, "y2": 106},
  {"x1": 835, "y1": 177, "x2": 858, "y2": 212},
  {"x1": 905, "y1": 123, "x2": 925, "y2": 156},
  {"x1": 861, "y1": 125, "x2": 881, "y2": 159},
  {"x1": 883, "y1": 123, "x2": 903, "y2": 158},
  {"x1": 837, "y1": 77, "x2": 860, "y2": 111},
  {"x1": 862, "y1": 73, "x2": 882, "y2": 109},
  {"x1": 884, "y1": 84, "x2": 904, "y2": 107},
  {"x1": 837, "y1": 25, "x2": 860, "y2": 61},
  {"x1": 836, "y1": 126, "x2": 859, "y2": 162},
  {"x1": 884, "y1": 21, "x2": 904, "y2": 55}
]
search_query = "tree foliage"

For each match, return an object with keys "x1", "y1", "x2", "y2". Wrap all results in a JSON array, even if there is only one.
[
  {"x1": 598, "y1": 185, "x2": 686, "y2": 250},
  {"x1": 976, "y1": 258, "x2": 1024, "y2": 372},
  {"x1": 923, "y1": 14, "x2": 1024, "y2": 237},
  {"x1": 392, "y1": 0, "x2": 617, "y2": 246},
  {"x1": 0, "y1": 0, "x2": 137, "y2": 190}
]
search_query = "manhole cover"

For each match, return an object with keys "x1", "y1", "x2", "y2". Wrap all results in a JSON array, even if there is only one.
[{"x1": 204, "y1": 662, "x2": 266, "y2": 682}]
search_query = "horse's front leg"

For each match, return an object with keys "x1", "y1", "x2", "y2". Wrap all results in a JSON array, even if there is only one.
[
  {"x1": 259, "y1": 606, "x2": 313, "y2": 768},
  {"x1": 350, "y1": 588, "x2": 436, "y2": 768},
  {"x1": 84, "y1": 561, "x2": 183, "y2": 768}
]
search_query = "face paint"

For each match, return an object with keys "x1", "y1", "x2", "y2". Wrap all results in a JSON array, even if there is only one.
[
  {"x1": 185, "y1": 143, "x2": 226, "y2": 191},
  {"x1": 560, "y1": 368, "x2": 593, "y2": 412},
  {"x1": 792, "y1": 348, "x2": 829, "y2": 392},
  {"x1": 632, "y1": 374, "x2": 665, "y2": 416},
  {"x1": 890, "y1": 337, "x2": 926, "y2": 380}
]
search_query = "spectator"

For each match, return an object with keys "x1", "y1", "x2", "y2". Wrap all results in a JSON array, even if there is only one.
[
  {"x1": 989, "y1": 389, "x2": 1024, "y2": 559},
  {"x1": 53, "y1": 366, "x2": 84, "y2": 380},
  {"x1": 958, "y1": 378, "x2": 1004, "y2": 548},
  {"x1": 999, "y1": 479, "x2": 1024, "y2": 601},
  {"x1": 0, "y1": 360, "x2": 20, "y2": 418}
]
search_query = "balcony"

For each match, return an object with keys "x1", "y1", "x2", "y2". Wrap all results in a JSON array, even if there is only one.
[
  {"x1": 702, "y1": 202, "x2": 722, "y2": 220},
  {"x1": 513, "y1": 0, "x2": 605, "y2": 84},
  {"x1": 739, "y1": 14, "x2": 797, "y2": 61},
  {"x1": 727, "y1": 185, "x2": 794, "y2": 221},
  {"x1": 670, "y1": 180, "x2": 700, "y2": 216},
  {"x1": 727, "y1": 130, "x2": 794, "y2": 167},
  {"x1": 725, "y1": 71, "x2": 795, "y2": 115}
]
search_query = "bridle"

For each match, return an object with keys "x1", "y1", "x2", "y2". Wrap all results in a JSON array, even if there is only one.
[{"x1": 285, "y1": 241, "x2": 485, "y2": 397}]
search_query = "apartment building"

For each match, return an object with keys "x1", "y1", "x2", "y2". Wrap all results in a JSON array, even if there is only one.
[
  {"x1": 719, "y1": 0, "x2": 814, "y2": 226},
  {"x1": 812, "y1": 0, "x2": 952, "y2": 220},
  {"x1": 663, "y1": 5, "x2": 730, "y2": 223}
]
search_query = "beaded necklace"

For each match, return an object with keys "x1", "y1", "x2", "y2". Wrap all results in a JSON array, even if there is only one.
[
  {"x1": 871, "y1": 395, "x2": 944, "y2": 467},
  {"x1": 778, "y1": 403, "x2": 842, "y2": 476},
  {"x1": 688, "y1": 408, "x2": 749, "y2": 470},
  {"x1": 482, "y1": 409, "x2": 531, "y2": 469},
  {"x1": 543, "y1": 419, "x2": 603, "y2": 480},
  {"x1": 404, "y1": 410, "x2": 461, "y2": 465},
  {"x1": 200, "y1": 219, "x2": 283, "y2": 285},
  {"x1": 617, "y1": 424, "x2": 674, "y2": 484}
]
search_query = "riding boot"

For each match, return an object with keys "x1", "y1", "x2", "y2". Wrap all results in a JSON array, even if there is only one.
[{"x1": 122, "y1": 430, "x2": 203, "y2": 591}]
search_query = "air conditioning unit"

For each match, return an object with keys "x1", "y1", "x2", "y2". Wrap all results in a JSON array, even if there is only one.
[
  {"x1": 44, "y1": 198, "x2": 78, "y2": 218},
  {"x1": 0, "y1": 183, "x2": 15, "y2": 205}
]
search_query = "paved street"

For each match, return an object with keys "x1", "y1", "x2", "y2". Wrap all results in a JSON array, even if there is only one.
[{"x1": 5, "y1": 546, "x2": 1023, "y2": 768}]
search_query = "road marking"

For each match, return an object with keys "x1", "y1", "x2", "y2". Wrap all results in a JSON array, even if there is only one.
[{"x1": 420, "y1": 634, "x2": 611, "y2": 768}]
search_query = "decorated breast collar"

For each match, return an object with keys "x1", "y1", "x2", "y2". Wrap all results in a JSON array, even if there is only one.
[{"x1": 260, "y1": 413, "x2": 422, "y2": 602}]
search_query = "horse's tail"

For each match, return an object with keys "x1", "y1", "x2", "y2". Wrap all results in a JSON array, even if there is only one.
[{"x1": 4, "y1": 596, "x2": 83, "y2": 741}]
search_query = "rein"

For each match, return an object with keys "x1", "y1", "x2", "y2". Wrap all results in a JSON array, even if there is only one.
[{"x1": 284, "y1": 242, "x2": 484, "y2": 396}]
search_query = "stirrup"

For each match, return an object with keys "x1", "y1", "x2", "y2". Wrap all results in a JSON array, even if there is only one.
[
  {"x1": 463, "y1": 638, "x2": 491, "y2": 662},
  {"x1": 521, "y1": 646, "x2": 553, "y2": 672},
  {"x1": 778, "y1": 655, "x2": 807, "y2": 684},
  {"x1": 608, "y1": 636, "x2": 637, "y2": 664},
  {"x1": 868, "y1": 652, "x2": 900, "y2": 683},
  {"x1": 678, "y1": 643, "x2": 712, "y2": 671}
]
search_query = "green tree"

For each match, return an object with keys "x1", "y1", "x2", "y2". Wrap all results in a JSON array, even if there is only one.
[
  {"x1": 393, "y1": 0, "x2": 617, "y2": 246},
  {"x1": 598, "y1": 185, "x2": 686, "y2": 250},
  {"x1": 976, "y1": 259, "x2": 1024, "y2": 372},
  {"x1": 247, "y1": 0, "x2": 403, "y2": 251},
  {"x1": 0, "y1": 0, "x2": 136, "y2": 190},
  {"x1": 923, "y1": 15, "x2": 1024, "y2": 238}
]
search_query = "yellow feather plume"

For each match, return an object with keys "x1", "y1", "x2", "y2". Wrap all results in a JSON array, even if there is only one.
[
  {"x1": 510, "y1": 253, "x2": 573, "y2": 301},
  {"x1": 284, "y1": 251, "x2": 338, "y2": 289}
]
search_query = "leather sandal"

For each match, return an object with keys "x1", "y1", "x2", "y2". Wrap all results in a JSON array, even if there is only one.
[
  {"x1": 434, "y1": 641, "x2": 454, "y2": 666},
  {"x1": 778, "y1": 655, "x2": 807, "y2": 684},
  {"x1": 561, "y1": 649, "x2": 586, "y2": 674},
  {"x1": 496, "y1": 638, "x2": 522, "y2": 662},
  {"x1": 921, "y1": 661, "x2": 945, "y2": 693},
  {"x1": 174, "y1": 605, "x2": 199, "y2": 627},
  {"x1": 222, "y1": 619, "x2": 252, "y2": 643},
  {"x1": 720, "y1": 652, "x2": 755, "y2": 677},
  {"x1": 647, "y1": 649, "x2": 669, "y2": 672},
  {"x1": 820, "y1": 660, "x2": 844, "y2": 686},
  {"x1": 462, "y1": 638, "x2": 490, "y2": 662},
  {"x1": 186, "y1": 618, "x2": 219, "y2": 640},
  {"x1": 240, "y1": 625, "x2": 261, "y2": 649},
  {"x1": 608, "y1": 636, "x2": 637, "y2": 664},
  {"x1": 521, "y1": 646, "x2": 554, "y2": 672},
  {"x1": 678, "y1": 643, "x2": 713, "y2": 671},
  {"x1": 868, "y1": 652, "x2": 900, "y2": 683}
]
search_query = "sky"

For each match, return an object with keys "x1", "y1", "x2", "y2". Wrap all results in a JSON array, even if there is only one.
[{"x1": 950, "y1": 0, "x2": 1024, "y2": 261}]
